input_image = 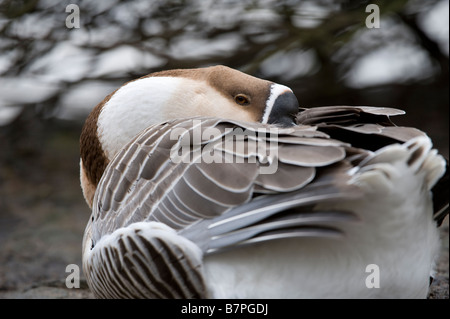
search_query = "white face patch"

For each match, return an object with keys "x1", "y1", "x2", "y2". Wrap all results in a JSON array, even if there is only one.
[{"x1": 261, "y1": 83, "x2": 293, "y2": 124}]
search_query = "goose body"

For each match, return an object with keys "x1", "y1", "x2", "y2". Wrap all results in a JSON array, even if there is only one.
[{"x1": 80, "y1": 65, "x2": 448, "y2": 298}]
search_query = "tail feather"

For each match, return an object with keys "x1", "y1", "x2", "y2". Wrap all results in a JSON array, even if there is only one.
[{"x1": 179, "y1": 181, "x2": 362, "y2": 254}]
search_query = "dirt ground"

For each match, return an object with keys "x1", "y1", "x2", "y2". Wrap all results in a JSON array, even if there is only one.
[{"x1": 0, "y1": 120, "x2": 448, "y2": 299}]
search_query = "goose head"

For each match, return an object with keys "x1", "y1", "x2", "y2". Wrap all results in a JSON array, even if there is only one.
[{"x1": 80, "y1": 65, "x2": 299, "y2": 207}]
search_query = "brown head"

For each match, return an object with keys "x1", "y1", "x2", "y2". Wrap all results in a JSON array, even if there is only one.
[{"x1": 80, "y1": 65, "x2": 299, "y2": 207}]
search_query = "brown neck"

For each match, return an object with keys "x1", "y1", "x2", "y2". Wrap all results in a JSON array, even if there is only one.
[{"x1": 80, "y1": 91, "x2": 116, "y2": 189}]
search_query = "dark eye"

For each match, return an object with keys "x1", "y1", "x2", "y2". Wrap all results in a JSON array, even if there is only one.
[{"x1": 234, "y1": 94, "x2": 250, "y2": 106}]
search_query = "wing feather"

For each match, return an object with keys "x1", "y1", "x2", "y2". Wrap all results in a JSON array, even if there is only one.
[
  {"x1": 91, "y1": 110, "x2": 447, "y2": 254},
  {"x1": 85, "y1": 106, "x2": 448, "y2": 299}
]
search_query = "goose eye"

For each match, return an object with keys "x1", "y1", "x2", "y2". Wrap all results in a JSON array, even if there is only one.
[{"x1": 234, "y1": 94, "x2": 250, "y2": 106}]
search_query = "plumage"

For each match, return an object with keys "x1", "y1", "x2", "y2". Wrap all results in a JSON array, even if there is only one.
[{"x1": 80, "y1": 65, "x2": 448, "y2": 299}]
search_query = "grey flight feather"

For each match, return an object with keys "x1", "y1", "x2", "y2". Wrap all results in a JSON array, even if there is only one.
[{"x1": 91, "y1": 116, "x2": 357, "y2": 248}]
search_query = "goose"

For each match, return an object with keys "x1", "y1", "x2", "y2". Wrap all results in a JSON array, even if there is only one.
[{"x1": 80, "y1": 65, "x2": 448, "y2": 298}]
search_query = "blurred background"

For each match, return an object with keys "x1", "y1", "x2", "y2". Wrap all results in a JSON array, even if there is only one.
[{"x1": 0, "y1": 0, "x2": 448, "y2": 298}]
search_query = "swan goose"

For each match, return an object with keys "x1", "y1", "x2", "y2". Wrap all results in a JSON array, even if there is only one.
[{"x1": 79, "y1": 65, "x2": 448, "y2": 298}]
